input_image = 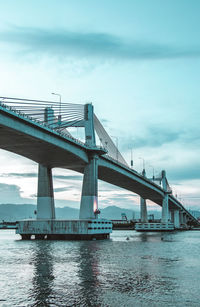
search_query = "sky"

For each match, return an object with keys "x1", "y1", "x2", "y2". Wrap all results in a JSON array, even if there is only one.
[{"x1": 0, "y1": 0, "x2": 200, "y2": 212}]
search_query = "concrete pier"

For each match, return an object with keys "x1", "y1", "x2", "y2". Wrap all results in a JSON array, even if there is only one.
[
  {"x1": 140, "y1": 197, "x2": 148, "y2": 223},
  {"x1": 79, "y1": 104, "x2": 100, "y2": 220},
  {"x1": 174, "y1": 210, "x2": 180, "y2": 228},
  {"x1": 180, "y1": 211, "x2": 184, "y2": 226},
  {"x1": 140, "y1": 169, "x2": 148, "y2": 223},
  {"x1": 170, "y1": 210, "x2": 174, "y2": 223},
  {"x1": 183, "y1": 212, "x2": 187, "y2": 226},
  {"x1": 79, "y1": 154, "x2": 98, "y2": 219},
  {"x1": 16, "y1": 103, "x2": 112, "y2": 240},
  {"x1": 161, "y1": 194, "x2": 169, "y2": 223},
  {"x1": 135, "y1": 222, "x2": 174, "y2": 232},
  {"x1": 136, "y1": 170, "x2": 175, "y2": 232},
  {"x1": 17, "y1": 219, "x2": 112, "y2": 240},
  {"x1": 37, "y1": 164, "x2": 55, "y2": 220}
]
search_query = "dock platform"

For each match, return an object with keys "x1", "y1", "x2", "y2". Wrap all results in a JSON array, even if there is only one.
[
  {"x1": 135, "y1": 222, "x2": 175, "y2": 232},
  {"x1": 16, "y1": 219, "x2": 112, "y2": 240}
]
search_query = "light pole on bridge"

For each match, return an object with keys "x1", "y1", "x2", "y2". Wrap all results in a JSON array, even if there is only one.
[
  {"x1": 131, "y1": 148, "x2": 134, "y2": 169},
  {"x1": 149, "y1": 164, "x2": 155, "y2": 180},
  {"x1": 51, "y1": 92, "x2": 62, "y2": 122},
  {"x1": 139, "y1": 157, "x2": 145, "y2": 175}
]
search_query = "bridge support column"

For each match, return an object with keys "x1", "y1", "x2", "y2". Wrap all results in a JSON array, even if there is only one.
[
  {"x1": 174, "y1": 210, "x2": 180, "y2": 228},
  {"x1": 37, "y1": 164, "x2": 55, "y2": 220},
  {"x1": 183, "y1": 213, "x2": 187, "y2": 226},
  {"x1": 170, "y1": 210, "x2": 174, "y2": 223},
  {"x1": 79, "y1": 155, "x2": 98, "y2": 219},
  {"x1": 140, "y1": 198, "x2": 148, "y2": 223},
  {"x1": 180, "y1": 211, "x2": 184, "y2": 225},
  {"x1": 161, "y1": 193, "x2": 169, "y2": 223}
]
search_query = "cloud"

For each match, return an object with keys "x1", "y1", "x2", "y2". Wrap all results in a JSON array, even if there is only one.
[
  {"x1": 0, "y1": 172, "x2": 82, "y2": 181},
  {"x1": 0, "y1": 183, "x2": 35, "y2": 204},
  {"x1": 1, "y1": 26, "x2": 200, "y2": 61},
  {"x1": 54, "y1": 175, "x2": 82, "y2": 181},
  {"x1": 168, "y1": 165, "x2": 200, "y2": 181},
  {"x1": 121, "y1": 126, "x2": 183, "y2": 150},
  {"x1": 54, "y1": 186, "x2": 74, "y2": 193},
  {"x1": 1, "y1": 172, "x2": 37, "y2": 178},
  {"x1": 120, "y1": 124, "x2": 200, "y2": 151}
]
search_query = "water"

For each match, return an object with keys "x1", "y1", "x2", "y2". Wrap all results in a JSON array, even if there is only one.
[{"x1": 0, "y1": 230, "x2": 200, "y2": 307}]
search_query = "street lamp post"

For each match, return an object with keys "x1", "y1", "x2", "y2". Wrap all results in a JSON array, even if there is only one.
[
  {"x1": 139, "y1": 157, "x2": 145, "y2": 174},
  {"x1": 131, "y1": 148, "x2": 133, "y2": 168},
  {"x1": 51, "y1": 93, "x2": 62, "y2": 123},
  {"x1": 149, "y1": 165, "x2": 155, "y2": 180}
]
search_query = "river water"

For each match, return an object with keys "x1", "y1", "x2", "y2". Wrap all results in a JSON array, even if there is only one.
[{"x1": 0, "y1": 230, "x2": 200, "y2": 307}]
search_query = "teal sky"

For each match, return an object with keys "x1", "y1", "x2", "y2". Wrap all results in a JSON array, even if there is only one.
[{"x1": 0, "y1": 0, "x2": 200, "y2": 211}]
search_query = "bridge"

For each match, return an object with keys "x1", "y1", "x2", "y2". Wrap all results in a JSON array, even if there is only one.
[{"x1": 0, "y1": 96, "x2": 199, "y2": 238}]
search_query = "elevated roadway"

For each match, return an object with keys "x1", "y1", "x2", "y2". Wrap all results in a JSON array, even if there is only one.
[{"x1": 0, "y1": 102, "x2": 198, "y2": 225}]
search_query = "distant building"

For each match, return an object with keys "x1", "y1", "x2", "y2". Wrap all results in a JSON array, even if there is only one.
[{"x1": 121, "y1": 213, "x2": 128, "y2": 221}]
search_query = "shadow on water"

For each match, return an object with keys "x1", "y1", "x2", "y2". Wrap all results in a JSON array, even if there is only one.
[
  {"x1": 135, "y1": 231, "x2": 176, "y2": 242},
  {"x1": 28, "y1": 240, "x2": 101, "y2": 307},
  {"x1": 73, "y1": 237, "x2": 177, "y2": 305},
  {"x1": 20, "y1": 234, "x2": 180, "y2": 306},
  {"x1": 4, "y1": 230, "x2": 200, "y2": 306},
  {"x1": 29, "y1": 241, "x2": 54, "y2": 307},
  {"x1": 74, "y1": 242, "x2": 101, "y2": 306}
]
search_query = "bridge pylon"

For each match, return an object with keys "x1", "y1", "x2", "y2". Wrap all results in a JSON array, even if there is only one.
[
  {"x1": 140, "y1": 198, "x2": 148, "y2": 223},
  {"x1": 161, "y1": 170, "x2": 170, "y2": 223},
  {"x1": 80, "y1": 104, "x2": 100, "y2": 219},
  {"x1": 79, "y1": 154, "x2": 99, "y2": 219},
  {"x1": 140, "y1": 169, "x2": 148, "y2": 223},
  {"x1": 174, "y1": 210, "x2": 180, "y2": 228},
  {"x1": 36, "y1": 164, "x2": 55, "y2": 220},
  {"x1": 36, "y1": 107, "x2": 56, "y2": 220},
  {"x1": 84, "y1": 104, "x2": 96, "y2": 147},
  {"x1": 16, "y1": 102, "x2": 112, "y2": 240},
  {"x1": 136, "y1": 170, "x2": 175, "y2": 231}
]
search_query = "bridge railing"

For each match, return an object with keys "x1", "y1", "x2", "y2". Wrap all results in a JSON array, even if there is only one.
[
  {"x1": 0, "y1": 97, "x2": 112, "y2": 155},
  {"x1": 104, "y1": 153, "x2": 164, "y2": 189},
  {"x1": 0, "y1": 96, "x2": 88, "y2": 147}
]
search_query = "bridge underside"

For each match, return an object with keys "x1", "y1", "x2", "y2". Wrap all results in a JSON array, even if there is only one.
[
  {"x1": 97, "y1": 161, "x2": 183, "y2": 212},
  {"x1": 98, "y1": 164, "x2": 163, "y2": 203},
  {"x1": 0, "y1": 125, "x2": 180, "y2": 211},
  {"x1": 0, "y1": 123, "x2": 86, "y2": 171},
  {"x1": 0, "y1": 109, "x2": 198, "y2": 225},
  {"x1": 0, "y1": 110, "x2": 165, "y2": 205}
]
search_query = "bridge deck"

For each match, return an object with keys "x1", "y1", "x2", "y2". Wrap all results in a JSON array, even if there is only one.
[{"x1": 0, "y1": 103, "x2": 199, "y2": 225}]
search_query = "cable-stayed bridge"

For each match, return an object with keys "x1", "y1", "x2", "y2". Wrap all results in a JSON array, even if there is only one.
[{"x1": 0, "y1": 96, "x2": 199, "y2": 238}]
